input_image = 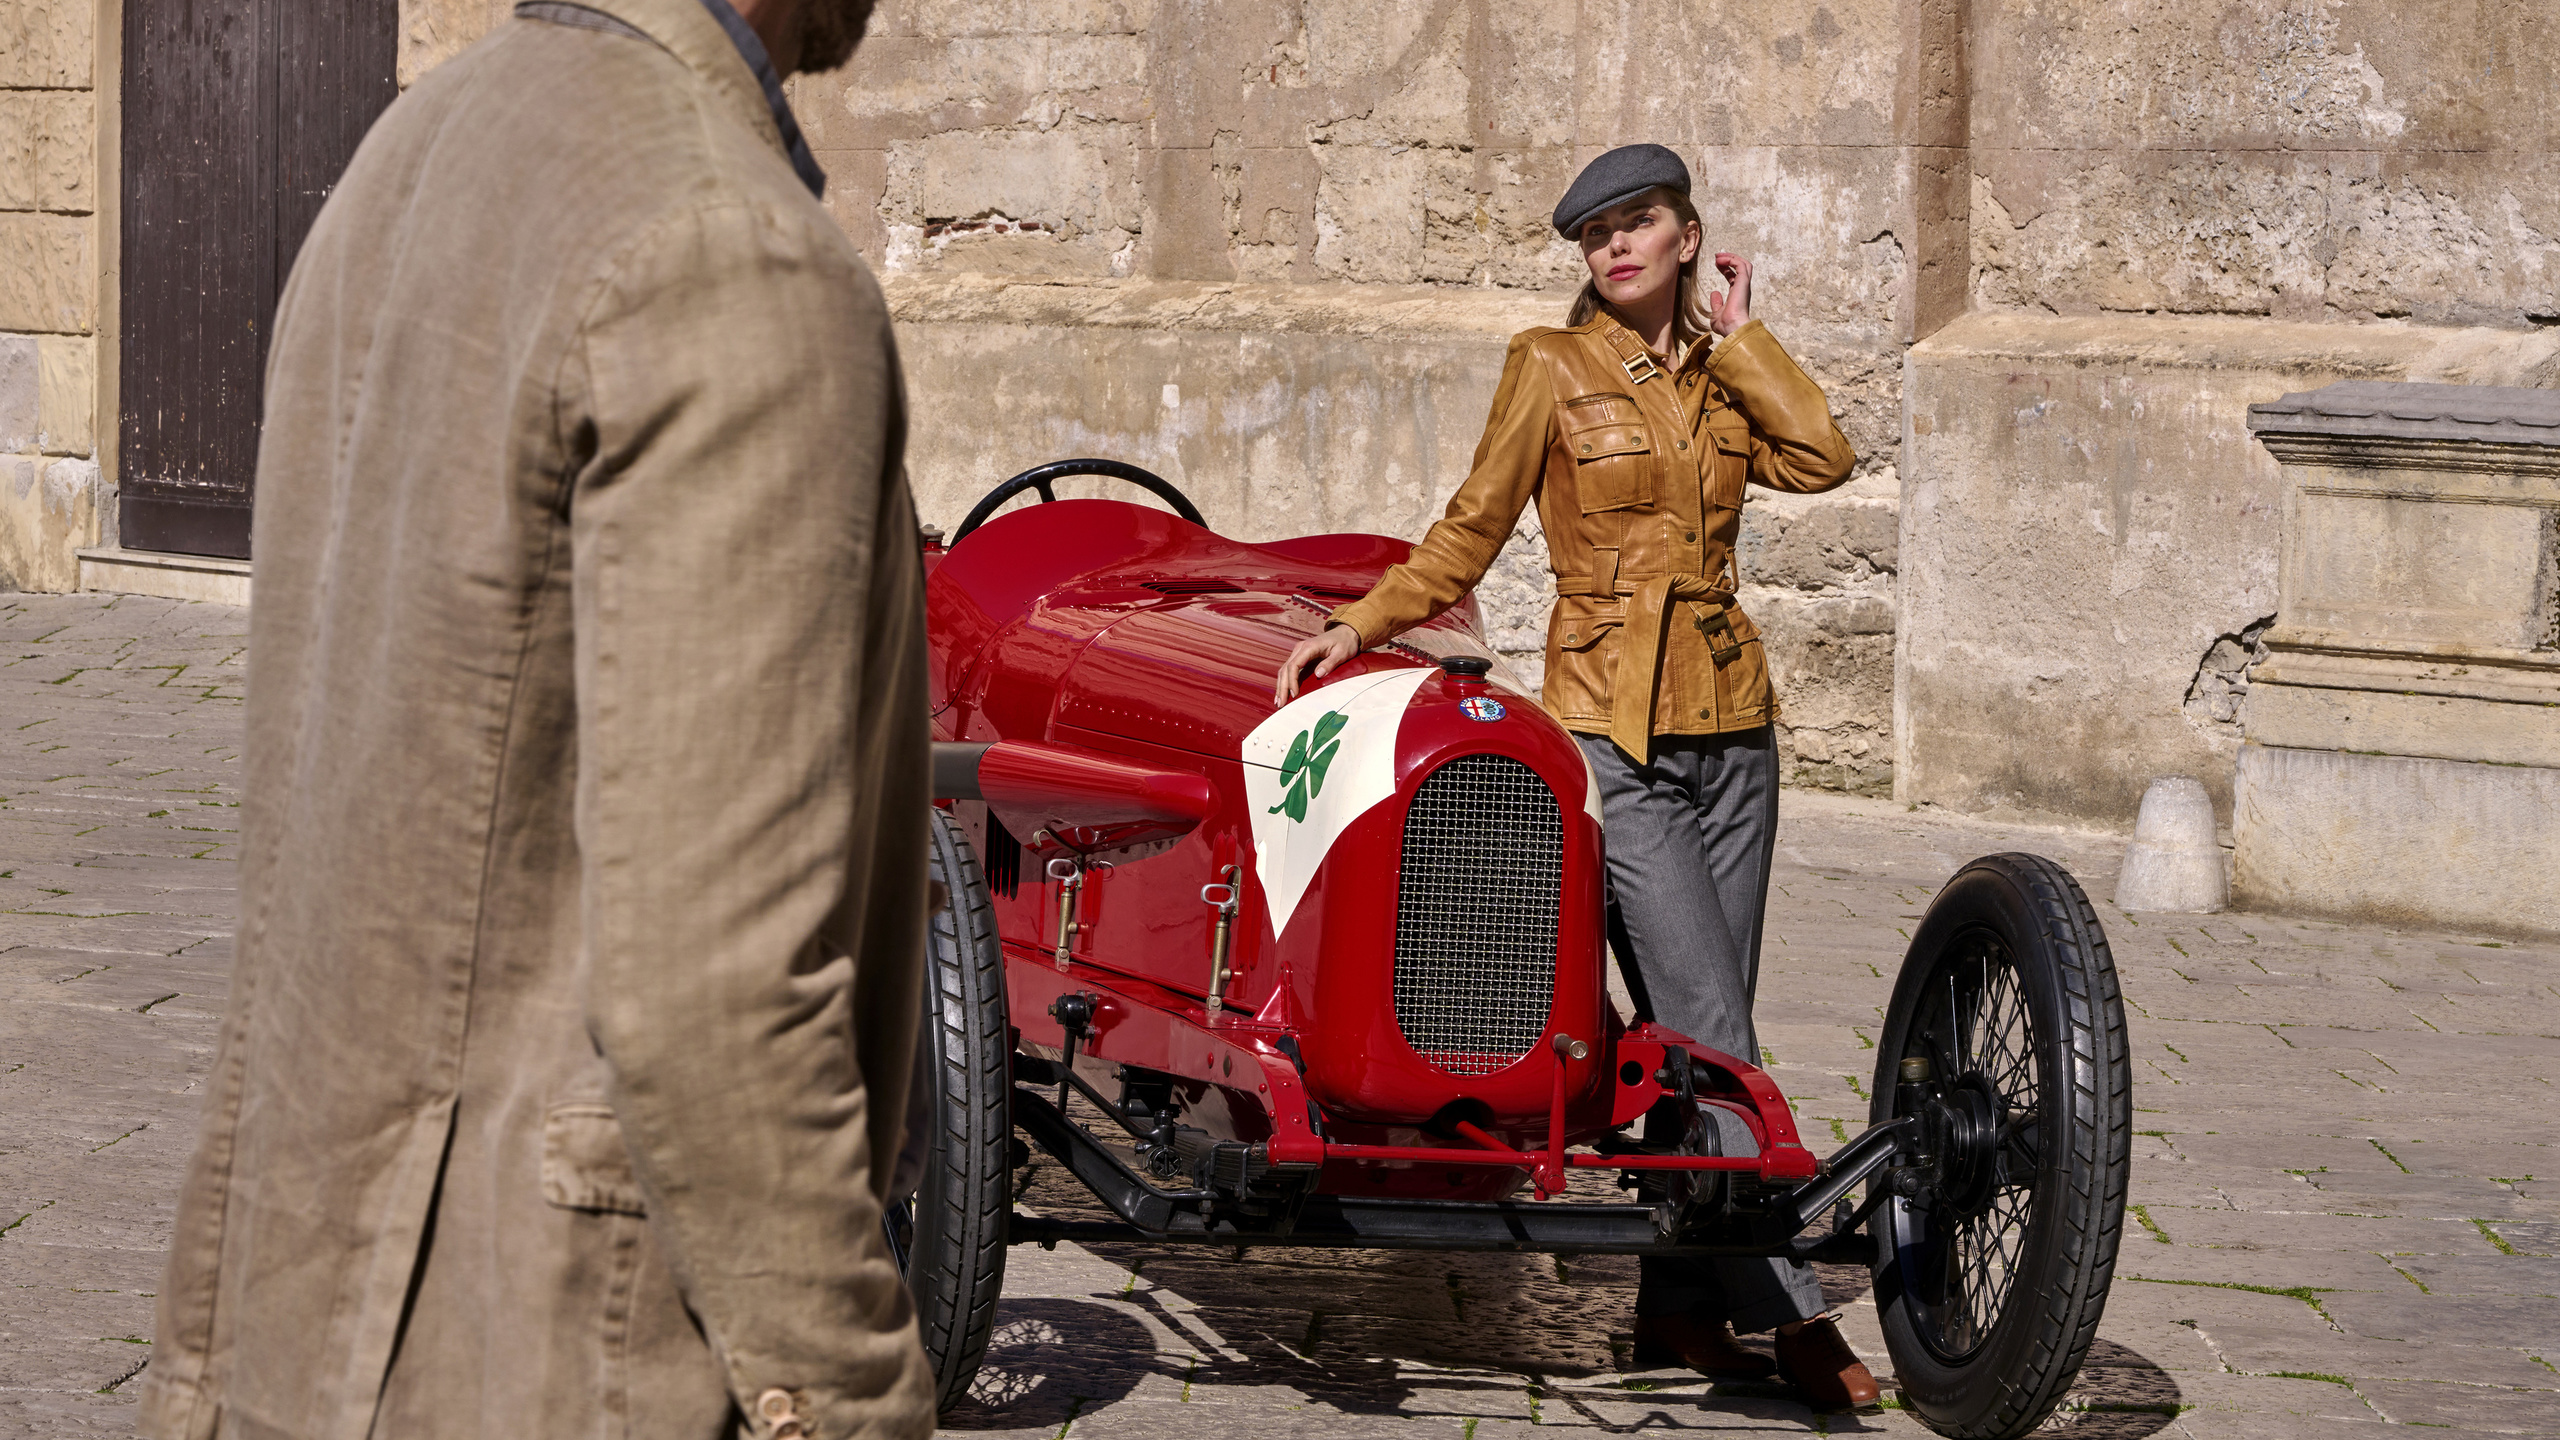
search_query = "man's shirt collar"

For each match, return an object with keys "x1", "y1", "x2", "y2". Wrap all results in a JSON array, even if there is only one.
[{"x1": 695, "y1": 0, "x2": 826, "y2": 197}]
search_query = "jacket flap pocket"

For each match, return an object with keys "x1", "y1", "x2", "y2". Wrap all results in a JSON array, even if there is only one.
[
  {"x1": 1554, "y1": 598, "x2": 1627, "y2": 652},
  {"x1": 541, "y1": 1103, "x2": 647, "y2": 1215},
  {"x1": 1561, "y1": 394, "x2": 1654, "y2": 461},
  {"x1": 1706, "y1": 412, "x2": 1753, "y2": 456}
]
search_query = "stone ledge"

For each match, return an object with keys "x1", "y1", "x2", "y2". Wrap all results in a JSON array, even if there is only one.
[
  {"x1": 2247, "y1": 681, "x2": 2560, "y2": 770},
  {"x1": 881, "y1": 273, "x2": 1898, "y2": 356},
  {"x1": 882, "y1": 273, "x2": 1568, "y2": 342},
  {"x1": 2250, "y1": 380, "x2": 2560, "y2": 447},
  {"x1": 1910, "y1": 309, "x2": 2560, "y2": 379},
  {"x1": 75, "y1": 546, "x2": 251, "y2": 605}
]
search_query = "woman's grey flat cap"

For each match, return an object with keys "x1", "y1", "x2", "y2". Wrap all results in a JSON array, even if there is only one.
[{"x1": 1552, "y1": 144, "x2": 1691, "y2": 236}]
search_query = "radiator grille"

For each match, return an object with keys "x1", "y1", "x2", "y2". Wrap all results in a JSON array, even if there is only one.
[{"x1": 1392, "y1": 753, "x2": 1563, "y2": 1075}]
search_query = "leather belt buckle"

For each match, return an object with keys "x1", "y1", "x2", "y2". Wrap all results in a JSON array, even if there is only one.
[
  {"x1": 1694, "y1": 605, "x2": 1742, "y2": 666},
  {"x1": 1621, "y1": 350, "x2": 1665, "y2": 385}
]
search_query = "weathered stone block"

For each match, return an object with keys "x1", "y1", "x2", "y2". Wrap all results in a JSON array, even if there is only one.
[
  {"x1": 814, "y1": 147, "x2": 890, "y2": 258},
  {"x1": 816, "y1": 32, "x2": 1147, "y2": 139},
  {"x1": 38, "y1": 332, "x2": 92, "y2": 455},
  {"x1": 1974, "y1": 149, "x2": 2560, "y2": 328},
  {"x1": 882, "y1": 124, "x2": 1142, "y2": 275},
  {"x1": 0, "y1": 453, "x2": 102, "y2": 592},
  {"x1": 0, "y1": 212, "x2": 94, "y2": 332},
  {"x1": 33, "y1": 88, "x2": 92, "y2": 212},
  {"x1": 0, "y1": 331, "x2": 35, "y2": 450},
  {"x1": 0, "y1": 0, "x2": 93, "y2": 87},
  {"x1": 0, "y1": 91, "x2": 36, "y2": 210},
  {"x1": 1142, "y1": 146, "x2": 1231, "y2": 281},
  {"x1": 2234, "y1": 743, "x2": 2560, "y2": 936},
  {"x1": 1745, "y1": 586, "x2": 1896, "y2": 794},
  {"x1": 870, "y1": 0, "x2": 1155, "y2": 41},
  {"x1": 1740, "y1": 494, "x2": 1899, "y2": 591}
]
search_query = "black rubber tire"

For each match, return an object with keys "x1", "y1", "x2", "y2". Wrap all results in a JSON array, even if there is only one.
[
  {"x1": 892, "y1": 808, "x2": 1012, "y2": 1413},
  {"x1": 1865, "y1": 853, "x2": 2131, "y2": 1439}
]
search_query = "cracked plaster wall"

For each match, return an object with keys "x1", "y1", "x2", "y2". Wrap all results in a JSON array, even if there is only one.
[{"x1": 379, "y1": 0, "x2": 2560, "y2": 815}]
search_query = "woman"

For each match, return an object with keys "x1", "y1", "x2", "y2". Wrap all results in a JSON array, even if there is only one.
[{"x1": 1274, "y1": 145, "x2": 1876, "y2": 1409}]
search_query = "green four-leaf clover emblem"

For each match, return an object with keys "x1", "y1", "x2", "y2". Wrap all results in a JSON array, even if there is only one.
[{"x1": 1267, "y1": 710, "x2": 1349, "y2": 822}]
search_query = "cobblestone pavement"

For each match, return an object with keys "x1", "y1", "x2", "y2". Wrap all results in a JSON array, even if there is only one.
[{"x1": 3, "y1": 592, "x2": 2553, "y2": 1438}]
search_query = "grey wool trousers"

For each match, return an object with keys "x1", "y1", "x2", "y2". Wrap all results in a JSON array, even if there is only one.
[{"x1": 1577, "y1": 727, "x2": 1825, "y2": 1334}]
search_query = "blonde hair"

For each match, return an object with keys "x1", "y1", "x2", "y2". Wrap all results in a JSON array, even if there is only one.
[{"x1": 1565, "y1": 186, "x2": 1715, "y2": 345}]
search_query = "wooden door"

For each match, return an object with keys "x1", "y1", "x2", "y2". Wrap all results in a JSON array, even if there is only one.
[{"x1": 118, "y1": 0, "x2": 397, "y2": 559}]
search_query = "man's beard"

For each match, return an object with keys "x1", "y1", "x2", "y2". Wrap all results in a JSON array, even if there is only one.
[{"x1": 792, "y1": 0, "x2": 876, "y2": 73}]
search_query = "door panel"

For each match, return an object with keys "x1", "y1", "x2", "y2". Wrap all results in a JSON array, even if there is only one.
[{"x1": 118, "y1": 0, "x2": 395, "y2": 559}]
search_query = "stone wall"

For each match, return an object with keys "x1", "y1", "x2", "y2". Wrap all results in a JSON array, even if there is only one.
[
  {"x1": 1897, "y1": 0, "x2": 2560, "y2": 825},
  {"x1": 0, "y1": 0, "x2": 109, "y2": 592},
  {"x1": 22, "y1": 0, "x2": 2557, "y2": 825},
  {"x1": 783, "y1": 0, "x2": 1939, "y2": 794}
]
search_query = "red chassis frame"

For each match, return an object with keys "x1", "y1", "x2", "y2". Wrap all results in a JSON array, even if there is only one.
[{"x1": 927, "y1": 497, "x2": 1903, "y2": 1258}]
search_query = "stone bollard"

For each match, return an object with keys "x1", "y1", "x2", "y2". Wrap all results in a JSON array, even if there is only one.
[{"x1": 2115, "y1": 777, "x2": 2229, "y2": 913}]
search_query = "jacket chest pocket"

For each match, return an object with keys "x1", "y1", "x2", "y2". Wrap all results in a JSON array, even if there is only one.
[
  {"x1": 1704, "y1": 411, "x2": 1752, "y2": 513},
  {"x1": 1560, "y1": 392, "x2": 1656, "y2": 514}
]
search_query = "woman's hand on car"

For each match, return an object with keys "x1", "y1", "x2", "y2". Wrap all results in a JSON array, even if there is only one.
[
  {"x1": 1708, "y1": 252, "x2": 1753, "y2": 335},
  {"x1": 1275, "y1": 624, "x2": 1362, "y2": 704}
]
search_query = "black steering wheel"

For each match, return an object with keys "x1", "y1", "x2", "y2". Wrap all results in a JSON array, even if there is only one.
[{"x1": 949, "y1": 459, "x2": 1206, "y2": 545}]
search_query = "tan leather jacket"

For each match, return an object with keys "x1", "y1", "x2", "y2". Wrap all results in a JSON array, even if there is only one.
[{"x1": 1330, "y1": 313, "x2": 1856, "y2": 758}]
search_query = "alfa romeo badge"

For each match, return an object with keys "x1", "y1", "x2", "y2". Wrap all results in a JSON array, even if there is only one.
[{"x1": 1458, "y1": 695, "x2": 1506, "y2": 722}]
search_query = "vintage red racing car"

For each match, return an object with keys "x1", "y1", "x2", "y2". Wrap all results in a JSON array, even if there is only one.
[{"x1": 894, "y1": 460, "x2": 2134, "y2": 1439}]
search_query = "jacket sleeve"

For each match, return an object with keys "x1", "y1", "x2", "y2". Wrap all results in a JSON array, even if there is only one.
[
  {"x1": 564, "y1": 199, "x2": 936, "y2": 1439},
  {"x1": 1704, "y1": 319, "x2": 1857, "y2": 495},
  {"x1": 1328, "y1": 332, "x2": 1554, "y2": 647}
]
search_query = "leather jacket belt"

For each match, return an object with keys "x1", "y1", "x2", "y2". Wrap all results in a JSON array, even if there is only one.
[{"x1": 1552, "y1": 570, "x2": 1741, "y2": 761}]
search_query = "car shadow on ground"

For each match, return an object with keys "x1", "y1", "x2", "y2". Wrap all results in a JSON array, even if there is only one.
[
  {"x1": 945, "y1": 1256, "x2": 2184, "y2": 1435},
  {"x1": 959, "y1": 1165, "x2": 2184, "y2": 1434}
]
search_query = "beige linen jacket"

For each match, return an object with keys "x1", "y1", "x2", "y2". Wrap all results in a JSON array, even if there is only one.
[
  {"x1": 1329, "y1": 314, "x2": 1855, "y2": 758},
  {"x1": 137, "y1": 2, "x2": 935, "y2": 1437}
]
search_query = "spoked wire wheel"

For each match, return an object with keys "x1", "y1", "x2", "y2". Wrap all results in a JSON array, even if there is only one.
[
  {"x1": 890, "y1": 808, "x2": 1013, "y2": 1412},
  {"x1": 1868, "y1": 853, "x2": 2130, "y2": 1438}
]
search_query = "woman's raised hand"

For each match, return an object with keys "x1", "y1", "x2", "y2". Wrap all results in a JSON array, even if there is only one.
[
  {"x1": 1275, "y1": 623, "x2": 1362, "y2": 705},
  {"x1": 1708, "y1": 252, "x2": 1753, "y2": 336}
]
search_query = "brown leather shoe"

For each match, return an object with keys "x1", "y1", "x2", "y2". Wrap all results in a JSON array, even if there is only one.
[
  {"x1": 1774, "y1": 1314, "x2": 1881, "y2": 1410},
  {"x1": 1632, "y1": 1313, "x2": 1778, "y2": 1379}
]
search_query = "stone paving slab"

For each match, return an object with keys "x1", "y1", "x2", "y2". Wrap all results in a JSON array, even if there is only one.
[{"x1": 2, "y1": 593, "x2": 2555, "y2": 1438}]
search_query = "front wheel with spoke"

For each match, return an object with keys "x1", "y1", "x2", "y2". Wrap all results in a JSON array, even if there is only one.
[
  {"x1": 895, "y1": 807, "x2": 1013, "y2": 1412},
  {"x1": 1867, "y1": 853, "x2": 2131, "y2": 1438}
]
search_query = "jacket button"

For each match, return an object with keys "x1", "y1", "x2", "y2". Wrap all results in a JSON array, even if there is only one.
[
  {"x1": 1630, "y1": 432, "x2": 1643, "y2": 443},
  {"x1": 1675, "y1": 438, "x2": 1688, "y2": 450},
  {"x1": 1579, "y1": 443, "x2": 1593, "y2": 454},
  {"x1": 1564, "y1": 633, "x2": 1578, "y2": 643},
  {"x1": 758, "y1": 1390, "x2": 795, "y2": 1422},
  {"x1": 1699, "y1": 708, "x2": 1714, "y2": 719},
  {"x1": 1684, "y1": 532, "x2": 1697, "y2": 542}
]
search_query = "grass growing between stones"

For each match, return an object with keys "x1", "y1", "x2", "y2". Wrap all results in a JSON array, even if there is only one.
[{"x1": 2126, "y1": 1275, "x2": 2340, "y2": 1325}]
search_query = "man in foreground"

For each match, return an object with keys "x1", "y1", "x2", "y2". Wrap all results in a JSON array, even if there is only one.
[{"x1": 139, "y1": 1, "x2": 934, "y2": 1435}]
